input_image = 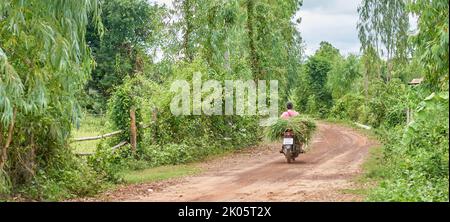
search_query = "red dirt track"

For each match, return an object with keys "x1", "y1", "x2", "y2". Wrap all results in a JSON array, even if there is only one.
[{"x1": 83, "y1": 123, "x2": 377, "y2": 202}]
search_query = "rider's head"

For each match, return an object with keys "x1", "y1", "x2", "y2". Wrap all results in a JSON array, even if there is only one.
[{"x1": 286, "y1": 102, "x2": 293, "y2": 110}]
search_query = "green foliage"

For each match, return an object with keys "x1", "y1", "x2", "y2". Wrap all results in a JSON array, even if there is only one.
[
  {"x1": 327, "y1": 54, "x2": 361, "y2": 99},
  {"x1": 409, "y1": 0, "x2": 449, "y2": 91},
  {"x1": 368, "y1": 92, "x2": 449, "y2": 202},
  {"x1": 97, "y1": 59, "x2": 261, "y2": 183},
  {"x1": 86, "y1": 0, "x2": 165, "y2": 112},
  {"x1": 366, "y1": 79, "x2": 415, "y2": 128},
  {"x1": 305, "y1": 95, "x2": 318, "y2": 115},
  {"x1": 357, "y1": 0, "x2": 410, "y2": 81},
  {"x1": 107, "y1": 75, "x2": 146, "y2": 142},
  {"x1": 0, "y1": 0, "x2": 102, "y2": 124},
  {"x1": 18, "y1": 149, "x2": 102, "y2": 201},
  {"x1": 300, "y1": 45, "x2": 335, "y2": 117},
  {"x1": 267, "y1": 116, "x2": 316, "y2": 144},
  {"x1": 0, "y1": 0, "x2": 103, "y2": 199},
  {"x1": 330, "y1": 94, "x2": 366, "y2": 123},
  {"x1": 139, "y1": 143, "x2": 196, "y2": 166},
  {"x1": 87, "y1": 142, "x2": 130, "y2": 182}
]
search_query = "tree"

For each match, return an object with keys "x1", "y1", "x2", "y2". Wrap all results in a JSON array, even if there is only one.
[
  {"x1": 0, "y1": 0, "x2": 102, "y2": 183},
  {"x1": 360, "y1": 45, "x2": 381, "y2": 100},
  {"x1": 357, "y1": 0, "x2": 409, "y2": 81},
  {"x1": 409, "y1": 0, "x2": 449, "y2": 91},
  {"x1": 181, "y1": 0, "x2": 195, "y2": 62},
  {"x1": 246, "y1": 0, "x2": 261, "y2": 79},
  {"x1": 199, "y1": 0, "x2": 243, "y2": 73},
  {"x1": 86, "y1": 0, "x2": 163, "y2": 109},
  {"x1": 171, "y1": 0, "x2": 204, "y2": 63},
  {"x1": 327, "y1": 54, "x2": 361, "y2": 100},
  {"x1": 299, "y1": 42, "x2": 339, "y2": 117}
]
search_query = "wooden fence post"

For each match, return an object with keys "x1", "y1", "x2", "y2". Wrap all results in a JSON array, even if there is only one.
[
  {"x1": 152, "y1": 108, "x2": 158, "y2": 142},
  {"x1": 406, "y1": 108, "x2": 410, "y2": 124},
  {"x1": 130, "y1": 106, "x2": 137, "y2": 154}
]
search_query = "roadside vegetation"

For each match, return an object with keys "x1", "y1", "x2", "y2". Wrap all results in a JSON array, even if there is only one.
[{"x1": 0, "y1": 0, "x2": 448, "y2": 201}]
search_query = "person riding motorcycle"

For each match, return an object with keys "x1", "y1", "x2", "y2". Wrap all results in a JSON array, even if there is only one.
[
  {"x1": 280, "y1": 102, "x2": 305, "y2": 154},
  {"x1": 281, "y1": 102, "x2": 299, "y2": 119}
]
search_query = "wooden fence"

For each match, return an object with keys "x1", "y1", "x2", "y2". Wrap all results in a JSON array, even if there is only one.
[{"x1": 72, "y1": 107, "x2": 151, "y2": 156}]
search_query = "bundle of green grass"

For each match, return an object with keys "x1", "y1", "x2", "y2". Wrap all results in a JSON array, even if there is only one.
[{"x1": 267, "y1": 116, "x2": 317, "y2": 144}]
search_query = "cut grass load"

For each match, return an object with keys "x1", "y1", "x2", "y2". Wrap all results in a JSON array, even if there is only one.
[{"x1": 267, "y1": 116, "x2": 317, "y2": 144}]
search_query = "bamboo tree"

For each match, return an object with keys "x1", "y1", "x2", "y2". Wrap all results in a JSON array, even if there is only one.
[
  {"x1": 357, "y1": 0, "x2": 409, "y2": 81},
  {"x1": 182, "y1": 0, "x2": 195, "y2": 62},
  {"x1": 246, "y1": 0, "x2": 260, "y2": 80},
  {"x1": 409, "y1": 0, "x2": 449, "y2": 91},
  {"x1": 0, "y1": 0, "x2": 102, "y2": 177}
]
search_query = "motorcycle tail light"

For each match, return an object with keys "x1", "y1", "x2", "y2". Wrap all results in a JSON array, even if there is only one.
[{"x1": 284, "y1": 132, "x2": 294, "y2": 138}]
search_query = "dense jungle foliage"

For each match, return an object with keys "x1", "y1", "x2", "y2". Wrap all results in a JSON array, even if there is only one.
[{"x1": 0, "y1": 0, "x2": 448, "y2": 201}]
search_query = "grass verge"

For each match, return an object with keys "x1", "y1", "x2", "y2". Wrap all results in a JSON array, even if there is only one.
[
  {"x1": 71, "y1": 114, "x2": 111, "y2": 154},
  {"x1": 323, "y1": 118, "x2": 387, "y2": 201},
  {"x1": 341, "y1": 145, "x2": 388, "y2": 200},
  {"x1": 119, "y1": 164, "x2": 201, "y2": 184}
]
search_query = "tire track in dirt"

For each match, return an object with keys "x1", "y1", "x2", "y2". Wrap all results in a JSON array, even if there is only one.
[{"x1": 82, "y1": 122, "x2": 378, "y2": 202}]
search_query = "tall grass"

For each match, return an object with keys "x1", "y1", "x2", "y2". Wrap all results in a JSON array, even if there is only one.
[{"x1": 71, "y1": 114, "x2": 112, "y2": 153}]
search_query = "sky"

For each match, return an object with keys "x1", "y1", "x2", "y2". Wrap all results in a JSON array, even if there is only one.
[
  {"x1": 297, "y1": 0, "x2": 362, "y2": 56},
  {"x1": 149, "y1": 0, "x2": 363, "y2": 56}
]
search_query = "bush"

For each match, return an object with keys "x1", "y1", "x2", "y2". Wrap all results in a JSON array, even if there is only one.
[
  {"x1": 108, "y1": 75, "x2": 145, "y2": 142},
  {"x1": 368, "y1": 92, "x2": 449, "y2": 202},
  {"x1": 330, "y1": 93, "x2": 366, "y2": 122},
  {"x1": 18, "y1": 149, "x2": 102, "y2": 201},
  {"x1": 87, "y1": 142, "x2": 133, "y2": 183},
  {"x1": 366, "y1": 79, "x2": 410, "y2": 128},
  {"x1": 95, "y1": 59, "x2": 261, "y2": 182}
]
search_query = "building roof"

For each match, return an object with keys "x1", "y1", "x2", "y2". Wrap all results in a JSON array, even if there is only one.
[{"x1": 409, "y1": 78, "x2": 424, "y2": 85}]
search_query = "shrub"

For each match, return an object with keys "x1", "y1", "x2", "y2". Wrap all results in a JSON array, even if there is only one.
[
  {"x1": 96, "y1": 59, "x2": 261, "y2": 182},
  {"x1": 87, "y1": 142, "x2": 132, "y2": 183},
  {"x1": 330, "y1": 93, "x2": 365, "y2": 122},
  {"x1": 18, "y1": 149, "x2": 102, "y2": 201},
  {"x1": 366, "y1": 79, "x2": 410, "y2": 128},
  {"x1": 368, "y1": 92, "x2": 449, "y2": 202},
  {"x1": 107, "y1": 75, "x2": 145, "y2": 142}
]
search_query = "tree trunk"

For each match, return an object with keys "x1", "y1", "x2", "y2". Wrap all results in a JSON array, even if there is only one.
[
  {"x1": 130, "y1": 107, "x2": 137, "y2": 154},
  {"x1": 152, "y1": 108, "x2": 158, "y2": 143},
  {"x1": 0, "y1": 108, "x2": 16, "y2": 171},
  {"x1": 246, "y1": 0, "x2": 259, "y2": 80},
  {"x1": 183, "y1": 0, "x2": 194, "y2": 62},
  {"x1": 386, "y1": 59, "x2": 392, "y2": 82},
  {"x1": 206, "y1": 5, "x2": 217, "y2": 68},
  {"x1": 224, "y1": 47, "x2": 231, "y2": 72},
  {"x1": 364, "y1": 69, "x2": 369, "y2": 101},
  {"x1": 29, "y1": 132, "x2": 36, "y2": 177}
]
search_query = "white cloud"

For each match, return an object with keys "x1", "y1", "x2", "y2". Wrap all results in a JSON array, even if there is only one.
[{"x1": 299, "y1": 0, "x2": 362, "y2": 56}]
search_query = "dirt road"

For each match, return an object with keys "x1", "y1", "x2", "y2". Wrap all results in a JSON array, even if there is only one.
[{"x1": 87, "y1": 123, "x2": 378, "y2": 202}]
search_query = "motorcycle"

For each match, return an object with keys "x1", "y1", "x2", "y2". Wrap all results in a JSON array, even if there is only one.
[{"x1": 281, "y1": 129, "x2": 301, "y2": 163}]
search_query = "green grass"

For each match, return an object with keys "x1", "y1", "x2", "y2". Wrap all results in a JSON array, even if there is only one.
[
  {"x1": 323, "y1": 118, "x2": 379, "y2": 140},
  {"x1": 325, "y1": 118, "x2": 386, "y2": 200},
  {"x1": 340, "y1": 188, "x2": 371, "y2": 197},
  {"x1": 360, "y1": 146, "x2": 388, "y2": 182},
  {"x1": 71, "y1": 114, "x2": 112, "y2": 153},
  {"x1": 119, "y1": 164, "x2": 201, "y2": 184},
  {"x1": 340, "y1": 145, "x2": 388, "y2": 200}
]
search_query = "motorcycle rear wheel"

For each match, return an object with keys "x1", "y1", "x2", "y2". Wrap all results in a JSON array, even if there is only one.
[{"x1": 285, "y1": 150, "x2": 293, "y2": 163}]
